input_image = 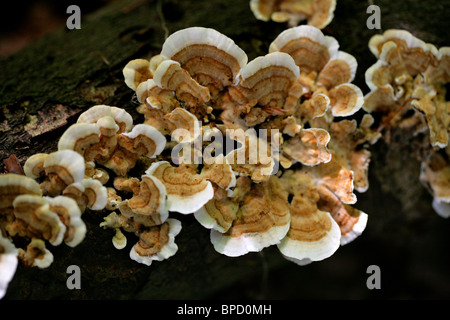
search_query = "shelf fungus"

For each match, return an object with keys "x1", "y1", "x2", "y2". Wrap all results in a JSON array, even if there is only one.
[
  {"x1": 364, "y1": 29, "x2": 450, "y2": 216},
  {"x1": 0, "y1": 233, "x2": 18, "y2": 299},
  {"x1": 117, "y1": 25, "x2": 372, "y2": 267},
  {"x1": 250, "y1": 0, "x2": 336, "y2": 29}
]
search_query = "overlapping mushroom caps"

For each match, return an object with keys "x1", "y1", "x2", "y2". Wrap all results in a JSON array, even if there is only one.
[
  {"x1": 119, "y1": 25, "x2": 371, "y2": 266},
  {"x1": 0, "y1": 172, "x2": 88, "y2": 293},
  {"x1": 250, "y1": 0, "x2": 336, "y2": 29},
  {"x1": 364, "y1": 29, "x2": 450, "y2": 217}
]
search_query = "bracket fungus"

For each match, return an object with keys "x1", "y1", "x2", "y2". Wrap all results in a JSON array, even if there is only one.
[
  {"x1": 364, "y1": 29, "x2": 450, "y2": 216},
  {"x1": 116, "y1": 25, "x2": 371, "y2": 267},
  {"x1": 250, "y1": 0, "x2": 336, "y2": 29},
  {"x1": 1, "y1": 23, "x2": 376, "y2": 297}
]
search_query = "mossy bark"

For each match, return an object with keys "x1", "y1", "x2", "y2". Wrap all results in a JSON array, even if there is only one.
[{"x1": 1, "y1": 0, "x2": 449, "y2": 299}]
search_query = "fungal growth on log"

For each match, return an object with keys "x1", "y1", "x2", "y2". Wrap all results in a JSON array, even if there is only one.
[
  {"x1": 0, "y1": 25, "x2": 377, "y2": 297},
  {"x1": 250, "y1": 0, "x2": 336, "y2": 29},
  {"x1": 364, "y1": 29, "x2": 450, "y2": 217}
]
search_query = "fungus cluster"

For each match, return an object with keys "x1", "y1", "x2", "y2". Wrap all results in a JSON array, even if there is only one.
[
  {"x1": 1, "y1": 25, "x2": 375, "y2": 298},
  {"x1": 364, "y1": 29, "x2": 450, "y2": 217},
  {"x1": 250, "y1": 0, "x2": 336, "y2": 29},
  {"x1": 119, "y1": 25, "x2": 372, "y2": 265}
]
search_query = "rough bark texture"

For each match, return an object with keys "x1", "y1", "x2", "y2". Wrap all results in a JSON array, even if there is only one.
[{"x1": 1, "y1": 0, "x2": 449, "y2": 299}]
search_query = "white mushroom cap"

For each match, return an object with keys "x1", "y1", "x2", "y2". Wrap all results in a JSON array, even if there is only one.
[
  {"x1": 161, "y1": 26, "x2": 248, "y2": 73},
  {"x1": 145, "y1": 161, "x2": 214, "y2": 214},
  {"x1": 277, "y1": 210, "x2": 341, "y2": 265},
  {"x1": 210, "y1": 223, "x2": 290, "y2": 257},
  {"x1": 12, "y1": 194, "x2": 67, "y2": 246},
  {"x1": 129, "y1": 218, "x2": 182, "y2": 266},
  {"x1": 43, "y1": 150, "x2": 86, "y2": 185},
  {"x1": 57, "y1": 123, "x2": 101, "y2": 152},
  {"x1": 23, "y1": 153, "x2": 48, "y2": 179},
  {"x1": 45, "y1": 196, "x2": 86, "y2": 247},
  {"x1": 339, "y1": 210, "x2": 368, "y2": 245},
  {"x1": 81, "y1": 178, "x2": 108, "y2": 210},
  {"x1": 0, "y1": 234, "x2": 18, "y2": 300},
  {"x1": 120, "y1": 124, "x2": 166, "y2": 158}
]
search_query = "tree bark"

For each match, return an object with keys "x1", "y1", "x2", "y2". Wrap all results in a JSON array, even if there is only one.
[{"x1": 1, "y1": 0, "x2": 449, "y2": 299}]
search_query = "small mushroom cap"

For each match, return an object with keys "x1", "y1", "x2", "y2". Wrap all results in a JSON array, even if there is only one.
[
  {"x1": 0, "y1": 234, "x2": 18, "y2": 299},
  {"x1": 194, "y1": 186, "x2": 239, "y2": 233},
  {"x1": 57, "y1": 123, "x2": 101, "y2": 160},
  {"x1": 317, "y1": 51, "x2": 358, "y2": 89},
  {"x1": 153, "y1": 59, "x2": 210, "y2": 107},
  {"x1": 123, "y1": 59, "x2": 152, "y2": 90},
  {"x1": 269, "y1": 25, "x2": 339, "y2": 74},
  {"x1": 119, "y1": 175, "x2": 168, "y2": 227},
  {"x1": 77, "y1": 105, "x2": 133, "y2": 133},
  {"x1": 43, "y1": 150, "x2": 86, "y2": 186},
  {"x1": 234, "y1": 52, "x2": 301, "y2": 111},
  {"x1": 317, "y1": 185, "x2": 368, "y2": 245},
  {"x1": 0, "y1": 174, "x2": 42, "y2": 210},
  {"x1": 81, "y1": 178, "x2": 108, "y2": 210},
  {"x1": 281, "y1": 128, "x2": 331, "y2": 167},
  {"x1": 277, "y1": 191, "x2": 341, "y2": 265},
  {"x1": 251, "y1": 0, "x2": 336, "y2": 29},
  {"x1": 145, "y1": 161, "x2": 214, "y2": 214},
  {"x1": 119, "y1": 124, "x2": 166, "y2": 158},
  {"x1": 161, "y1": 27, "x2": 248, "y2": 90},
  {"x1": 328, "y1": 83, "x2": 364, "y2": 117},
  {"x1": 45, "y1": 196, "x2": 86, "y2": 247},
  {"x1": 11, "y1": 194, "x2": 66, "y2": 246},
  {"x1": 201, "y1": 154, "x2": 236, "y2": 192},
  {"x1": 210, "y1": 176, "x2": 290, "y2": 257},
  {"x1": 129, "y1": 218, "x2": 182, "y2": 266},
  {"x1": 23, "y1": 153, "x2": 48, "y2": 179},
  {"x1": 165, "y1": 107, "x2": 201, "y2": 143},
  {"x1": 19, "y1": 238, "x2": 54, "y2": 269}
]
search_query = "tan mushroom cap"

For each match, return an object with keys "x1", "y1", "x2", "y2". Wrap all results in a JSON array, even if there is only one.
[
  {"x1": 194, "y1": 186, "x2": 239, "y2": 233},
  {"x1": 123, "y1": 59, "x2": 152, "y2": 91},
  {"x1": 328, "y1": 83, "x2": 364, "y2": 117},
  {"x1": 317, "y1": 51, "x2": 358, "y2": 89},
  {"x1": 153, "y1": 59, "x2": 211, "y2": 107},
  {"x1": 9, "y1": 195, "x2": 66, "y2": 246},
  {"x1": 23, "y1": 153, "x2": 48, "y2": 179},
  {"x1": 118, "y1": 175, "x2": 168, "y2": 227},
  {"x1": 368, "y1": 29, "x2": 439, "y2": 75},
  {"x1": 45, "y1": 196, "x2": 86, "y2": 247},
  {"x1": 130, "y1": 218, "x2": 182, "y2": 266},
  {"x1": 77, "y1": 105, "x2": 133, "y2": 134},
  {"x1": 57, "y1": 123, "x2": 101, "y2": 161},
  {"x1": 231, "y1": 52, "x2": 301, "y2": 114},
  {"x1": 226, "y1": 133, "x2": 276, "y2": 182},
  {"x1": 269, "y1": 25, "x2": 339, "y2": 74},
  {"x1": 210, "y1": 176, "x2": 290, "y2": 257},
  {"x1": 145, "y1": 161, "x2": 214, "y2": 214},
  {"x1": 250, "y1": 0, "x2": 336, "y2": 29},
  {"x1": 0, "y1": 174, "x2": 42, "y2": 210},
  {"x1": 420, "y1": 152, "x2": 450, "y2": 203},
  {"x1": 41, "y1": 150, "x2": 86, "y2": 196},
  {"x1": 281, "y1": 128, "x2": 331, "y2": 167},
  {"x1": 278, "y1": 190, "x2": 340, "y2": 265},
  {"x1": 317, "y1": 185, "x2": 368, "y2": 245},
  {"x1": 160, "y1": 27, "x2": 248, "y2": 93},
  {"x1": 136, "y1": 79, "x2": 179, "y2": 112},
  {"x1": 165, "y1": 107, "x2": 201, "y2": 143},
  {"x1": 118, "y1": 123, "x2": 166, "y2": 158},
  {"x1": 200, "y1": 154, "x2": 236, "y2": 192},
  {"x1": 18, "y1": 238, "x2": 53, "y2": 269}
]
